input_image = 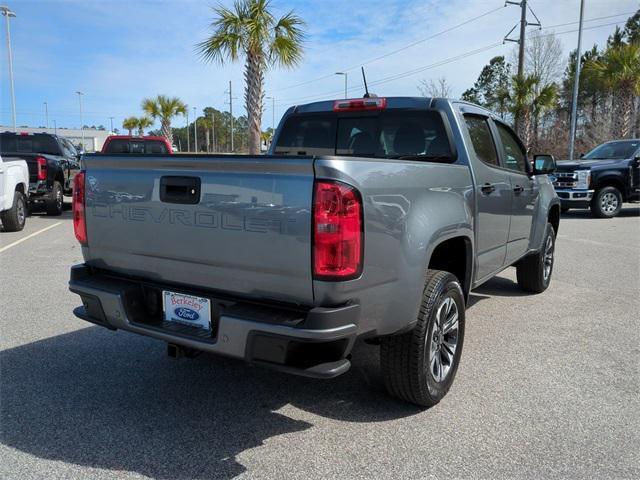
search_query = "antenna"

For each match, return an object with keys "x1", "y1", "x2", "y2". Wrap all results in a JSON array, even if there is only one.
[{"x1": 361, "y1": 67, "x2": 370, "y2": 98}]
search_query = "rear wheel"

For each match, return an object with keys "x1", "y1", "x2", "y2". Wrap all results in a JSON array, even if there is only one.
[
  {"x1": 380, "y1": 270, "x2": 465, "y2": 407},
  {"x1": 590, "y1": 186, "x2": 622, "y2": 218},
  {"x1": 45, "y1": 181, "x2": 63, "y2": 216},
  {"x1": 516, "y1": 223, "x2": 555, "y2": 293},
  {"x1": 1, "y1": 191, "x2": 27, "y2": 232}
]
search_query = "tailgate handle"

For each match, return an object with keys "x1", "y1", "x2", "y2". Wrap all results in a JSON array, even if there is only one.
[{"x1": 160, "y1": 176, "x2": 201, "y2": 204}]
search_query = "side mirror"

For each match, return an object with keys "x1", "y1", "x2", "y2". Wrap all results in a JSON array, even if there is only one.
[
  {"x1": 533, "y1": 154, "x2": 556, "y2": 175},
  {"x1": 579, "y1": 153, "x2": 585, "y2": 158}
]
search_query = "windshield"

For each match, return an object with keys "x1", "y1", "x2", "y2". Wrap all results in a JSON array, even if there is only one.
[
  {"x1": 583, "y1": 140, "x2": 639, "y2": 160},
  {"x1": 0, "y1": 133, "x2": 62, "y2": 155},
  {"x1": 274, "y1": 111, "x2": 453, "y2": 161}
]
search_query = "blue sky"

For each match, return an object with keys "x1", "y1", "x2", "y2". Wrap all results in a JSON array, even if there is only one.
[{"x1": 0, "y1": 0, "x2": 637, "y2": 131}]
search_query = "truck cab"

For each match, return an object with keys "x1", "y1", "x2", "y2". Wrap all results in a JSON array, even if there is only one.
[{"x1": 553, "y1": 139, "x2": 640, "y2": 218}]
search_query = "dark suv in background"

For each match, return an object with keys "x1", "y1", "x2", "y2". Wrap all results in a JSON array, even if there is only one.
[{"x1": 553, "y1": 139, "x2": 640, "y2": 218}]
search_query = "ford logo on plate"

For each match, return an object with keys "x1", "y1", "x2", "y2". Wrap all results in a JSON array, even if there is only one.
[{"x1": 174, "y1": 308, "x2": 200, "y2": 321}]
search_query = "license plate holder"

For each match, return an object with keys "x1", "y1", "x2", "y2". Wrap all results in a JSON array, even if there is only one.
[{"x1": 162, "y1": 290, "x2": 211, "y2": 332}]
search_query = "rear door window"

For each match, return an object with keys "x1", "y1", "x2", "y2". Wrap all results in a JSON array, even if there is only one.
[{"x1": 463, "y1": 115, "x2": 499, "y2": 167}]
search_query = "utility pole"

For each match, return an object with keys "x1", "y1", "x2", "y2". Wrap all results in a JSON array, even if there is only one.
[
  {"x1": 109, "y1": 116, "x2": 114, "y2": 134},
  {"x1": 186, "y1": 109, "x2": 190, "y2": 152},
  {"x1": 568, "y1": 0, "x2": 585, "y2": 161},
  {"x1": 517, "y1": 0, "x2": 527, "y2": 80},
  {"x1": 44, "y1": 101, "x2": 49, "y2": 129},
  {"x1": 54, "y1": 119, "x2": 57, "y2": 136},
  {"x1": 193, "y1": 106, "x2": 198, "y2": 152},
  {"x1": 504, "y1": 0, "x2": 541, "y2": 136},
  {"x1": 211, "y1": 110, "x2": 215, "y2": 153},
  {"x1": 1, "y1": 5, "x2": 17, "y2": 131},
  {"x1": 76, "y1": 91, "x2": 85, "y2": 150}
]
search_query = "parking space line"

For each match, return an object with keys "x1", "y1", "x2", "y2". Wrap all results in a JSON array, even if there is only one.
[{"x1": 0, "y1": 222, "x2": 62, "y2": 253}]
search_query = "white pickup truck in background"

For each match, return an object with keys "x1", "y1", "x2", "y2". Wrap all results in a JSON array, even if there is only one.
[{"x1": 0, "y1": 155, "x2": 29, "y2": 232}]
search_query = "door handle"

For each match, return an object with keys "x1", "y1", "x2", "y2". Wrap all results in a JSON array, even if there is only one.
[
  {"x1": 513, "y1": 185, "x2": 524, "y2": 194},
  {"x1": 481, "y1": 183, "x2": 496, "y2": 195}
]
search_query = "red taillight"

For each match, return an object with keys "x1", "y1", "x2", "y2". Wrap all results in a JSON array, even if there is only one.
[
  {"x1": 73, "y1": 171, "x2": 87, "y2": 245},
  {"x1": 36, "y1": 157, "x2": 47, "y2": 180},
  {"x1": 313, "y1": 180, "x2": 362, "y2": 279},
  {"x1": 333, "y1": 97, "x2": 387, "y2": 112}
]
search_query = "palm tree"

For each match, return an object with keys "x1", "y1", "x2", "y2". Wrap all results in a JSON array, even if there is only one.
[
  {"x1": 586, "y1": 43, "x2": 640, "y2": 138},
  {"x1": 508, "y1": 75, "x2": 557, "y2": 149},
  {"x1": 142, "y1": 95, "x2": 187, "y2": 145},
  {"x1": 137, "y1": 117, "x2": 153, "y2": 137},
  {"x1": 122, "y1": 117, "x2": 138, "y2": 136},
  {"x1": 196, "y1": 0, "x2": 305, "y2": 154}
]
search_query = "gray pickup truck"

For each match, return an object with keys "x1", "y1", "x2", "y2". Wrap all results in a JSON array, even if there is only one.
[{"x1": 69, "y1": 97, "x2": 560, "y2": 407}]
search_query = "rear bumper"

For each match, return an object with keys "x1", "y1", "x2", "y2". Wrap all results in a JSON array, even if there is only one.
[
  {"x1": 28, "y1": 181, "x2": 53, "y2": 201},
  {"x1": 68, "y1": 264, "x2": 358, "y2": 378},
  {"x1": 555, "y1": 189, "x2": 594, "y2": 208}
]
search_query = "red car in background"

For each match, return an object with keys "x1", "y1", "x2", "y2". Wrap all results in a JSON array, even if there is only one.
[{"x1": 101, "y1": 136, "x2": 174, "y2": 154}]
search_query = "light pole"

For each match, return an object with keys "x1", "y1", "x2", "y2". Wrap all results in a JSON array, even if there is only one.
[
  {"x1": 193, "y1": 106, "x2": 198, "y2": 152},
  {"x1": 186, "y1": 109, "x2": 190, "y2": 152},
  {"x1": 76, "y1": 91, "x2": 84, "y2": 150},
  {"x1": 1, "y1": 5, "x2": 17, "y2": 131},
  {"x1": 44, "y1": 101, "x2": 49, "y2": 129},
  {"x1": 109, "y1": 116, "x2": 114, "y2": 134},
  {"x1": 335, "y1": 72, "x2": 348, "y2": 99},
  {"x1": 568, "y1": 0, "x2": 585, "y2": 161},
  {"x1": 266, "y1": 96, "x2": 275, "y2": 131}
]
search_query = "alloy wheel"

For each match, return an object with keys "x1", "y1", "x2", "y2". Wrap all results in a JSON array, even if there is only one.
[{"x1": 427, "y1": 296, "x2": 459, "y2": 383}]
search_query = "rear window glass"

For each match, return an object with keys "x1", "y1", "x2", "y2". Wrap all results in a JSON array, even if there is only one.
[
  {"x1": 274, "y1": 111, "x2": 453, "y2": 161},
  {"x1": 104, "y1": 139, "x2": 168, "y2": 154},
  {"x1": 274, "y1": 117, "x2": 334, "y2": 156},
  {"x1": 0, "y1": 133, "x2": 62, "y2": 155}
]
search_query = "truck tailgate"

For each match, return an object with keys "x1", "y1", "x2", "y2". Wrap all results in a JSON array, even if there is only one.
[{"x1": 82, "y1": 155, "x2": 315, "y2": 305}]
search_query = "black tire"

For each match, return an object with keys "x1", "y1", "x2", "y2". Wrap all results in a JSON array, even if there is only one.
[
  {"x1": 516, "y1": 223, "x2": 555, "y2": 293},
  {"x1": 1, "y1": 191, "x2": 27, "y2": 232},
  {"x1": 45, "y1": 181, "x2": 63, "y2": 216},
  {"x1": 590, "y1": 186, "x2": 622, "y2": 218},
  {"x1": 380, "y1": 270, "x2": 465, "y2": 407},
  {"x1": 561, "y1": 206, "x2": 570, "y2": 213}
]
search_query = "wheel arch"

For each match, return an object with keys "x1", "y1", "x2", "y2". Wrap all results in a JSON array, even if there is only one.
[
  {"x1": 594, "y1": 174, "x2": 626, "y2": 198},
  {"x1": 426, "y1": 235, "x2": 473, "y2": 301},
  {"x1": 548, "y1": 202, "x2": 560, "y2": 235}
]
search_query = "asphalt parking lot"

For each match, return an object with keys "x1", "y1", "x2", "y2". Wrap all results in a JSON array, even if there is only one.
[{"x1": 1, "y1": 203, "x2": 639, "y2": 480}]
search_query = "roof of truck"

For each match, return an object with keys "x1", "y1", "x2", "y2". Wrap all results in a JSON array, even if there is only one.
[{"x1": 288, "y1": 96, "x2": 496, "y2": 118}]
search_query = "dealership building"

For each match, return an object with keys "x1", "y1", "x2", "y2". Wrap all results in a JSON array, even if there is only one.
[{"x1": 0, "y1": 126, "x2": 112, "y2": 152}]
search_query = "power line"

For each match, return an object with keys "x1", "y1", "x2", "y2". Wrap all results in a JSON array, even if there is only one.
[
  {"x1": 273, "y1": 42, "x2": 504, "y2": 106},
  {"x1": 266, "y1": 8, "x2": 633, "y2": 98},
  {"x1": 540, "y1": 11, "x2": 635, "y2": 30},
  {"x1": 267, "y1": 5, "x2": 505, "y2": 94},
  {"x1": 272, "y1": 19, "x2": 628, "y2": 107}
]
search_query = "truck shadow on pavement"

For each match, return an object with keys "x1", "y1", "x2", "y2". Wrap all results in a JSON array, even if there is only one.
[
  {"x1": 0, "y1": 326, "x2": 421, "y2": 479},
  {"x1": 468, "y1": 275, "x2": 529, "y2": 308}
]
